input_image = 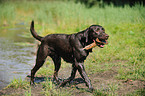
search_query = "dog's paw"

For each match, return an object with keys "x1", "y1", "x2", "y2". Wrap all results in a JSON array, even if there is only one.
[
  {"x1": 53, "y1": 78, "x2": 63, "y2": 84},
  {"x1": 58, "y1": 80, "x2": 69, "y2": 87},
  {"x1": 88, "y1": 87, "x2": 94, "y2": 92},
  {"x1": 30, "y1": 81, "x2": 36, "y2": 88}
]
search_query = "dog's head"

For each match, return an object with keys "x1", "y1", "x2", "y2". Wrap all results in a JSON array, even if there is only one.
[{"x1": 88, "y1": 25, "x2": 109, "y2": 48}]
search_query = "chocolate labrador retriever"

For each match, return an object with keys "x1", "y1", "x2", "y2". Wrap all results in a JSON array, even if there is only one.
[{"x1": 30, "y1": 20, "x2": 109, "y2": 91}]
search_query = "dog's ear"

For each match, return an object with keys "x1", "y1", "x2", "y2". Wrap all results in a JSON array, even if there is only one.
[
  {"x1": 84, "y1": 28, "x2": 89, "y2": 42},
  {"x1": 89, "y1": 25, "x2": 95, "y2": 32}
]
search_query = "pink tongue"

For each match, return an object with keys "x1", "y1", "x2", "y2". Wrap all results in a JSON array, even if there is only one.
[{"x1": 100, "y1": 45, "x2": 104, "y2": 47}]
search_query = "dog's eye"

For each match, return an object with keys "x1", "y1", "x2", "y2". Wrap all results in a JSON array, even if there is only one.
[
  {"x1": 102, "y1": 28, "x2": 105, "y2": 31},
  {"x1": 96, "y1": 28, "x2": 100, "y2": 31}
]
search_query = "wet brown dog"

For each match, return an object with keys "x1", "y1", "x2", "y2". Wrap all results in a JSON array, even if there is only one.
[{"x1": 30, "y1": 20, "x2": 109, "y2": 91}]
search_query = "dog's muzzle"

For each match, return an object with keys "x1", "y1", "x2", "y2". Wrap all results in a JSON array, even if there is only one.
[
  {"x1": 83, "y1": 38, "x2": 109, "y2": 50},
  {"x1": 95, "y1": 38, "x2": 108, "y2": 48}
]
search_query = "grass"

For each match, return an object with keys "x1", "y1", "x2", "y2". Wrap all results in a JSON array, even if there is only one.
[
  {"x1": 41, "y1": 78, "x2": 73, "y2": 96},
  {"x1": 25, "y1": 88, "x2": 31, "y2": 96},
  {"x1": 6, "y1": 77, "x2": 29, "y2": 89},
  {"x1": 1, "y1": 0, "x2": 145, "y2": 96},
  {"x1": 93, "y1": 83, "x2": 119, "y2": 96},
  {"x1": 0, "y1": 2, "x2": 15, "y2": 25}
]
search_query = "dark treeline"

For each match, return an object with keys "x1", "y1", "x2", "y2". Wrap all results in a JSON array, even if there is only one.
[
  {"x1": 75, "y1": 0, "x2": 145, "y2": 7},
  {"x1": 0, "y1": 0, "x2": 145, "y2": 7}
]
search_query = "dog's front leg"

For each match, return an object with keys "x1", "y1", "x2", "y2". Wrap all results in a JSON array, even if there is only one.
[
  {"x1": 58, "y1": 64, "x2": 77, "y2": 87},
  {"x1": 75, "y1": 60, "x2": 93, "y2": 91}
]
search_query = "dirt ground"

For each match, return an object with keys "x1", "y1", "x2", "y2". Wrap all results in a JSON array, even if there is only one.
[{"x1": 0, "y1": 65, "x2": 145, "y2": 96}]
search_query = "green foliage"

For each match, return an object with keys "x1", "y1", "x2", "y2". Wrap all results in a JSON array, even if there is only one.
[
  {"x1": 126, "y1": 88, "x2": 145, "y2": 96},
  {"x1": 6, "y1": 78, "x2": 29, "y2": 89},
  {"x1": 25, "y1": 88, "x2": 31, "y2": 96},
  {"x1": 41, "y1": 78, "x2": 73, "y2": 96},
  {"x1": 0, "y1": 2, "x2": 15, "y2": 25},
  {"x1": 36, "y1": 60, "x2": 54, "y2": 77}
]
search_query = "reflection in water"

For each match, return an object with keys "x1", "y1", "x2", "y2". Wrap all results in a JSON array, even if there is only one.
[{"x1": 0, "y1": 23, "x2": 36, "y2": 90}]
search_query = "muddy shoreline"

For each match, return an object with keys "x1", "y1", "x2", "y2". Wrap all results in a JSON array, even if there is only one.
[{"x1": 0, "y1": 66, "x2": 145, "y2": 96}]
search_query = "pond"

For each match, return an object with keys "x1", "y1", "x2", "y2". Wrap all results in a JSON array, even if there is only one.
[{"x1": 0, "y1": 22, "x2": 36, "y2": 90}]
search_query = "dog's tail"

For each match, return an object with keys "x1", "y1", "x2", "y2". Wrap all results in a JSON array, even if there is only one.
[{"x1": 30, "y1": 20, "x2": 43, "y2": 41}]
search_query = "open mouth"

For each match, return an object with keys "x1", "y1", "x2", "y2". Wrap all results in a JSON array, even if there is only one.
[
  {"x1": 95, "y1": 38, "x2": 108, "y2": 48},
  {"x1": 83, "y1": 38, "x2": 108, "y2": 50}
]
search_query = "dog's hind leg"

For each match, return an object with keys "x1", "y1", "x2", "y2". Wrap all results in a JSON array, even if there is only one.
[
  {"x1": 30, "y1": 44, "x2": 49, "y2": 86},
  {"x1": 69, "y1": 64, "x2": 77, "y2": 81},
  {"x1": 51, "y1": 55, "x2": 61, "y2": 83}
]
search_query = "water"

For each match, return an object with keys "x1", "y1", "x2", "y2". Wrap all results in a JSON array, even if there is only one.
[{"x1": 0, "y1": 22, "x2": 36, "y2": 90}]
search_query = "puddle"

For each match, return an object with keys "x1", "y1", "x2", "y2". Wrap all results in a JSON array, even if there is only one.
[{"x1": 0, "y1": 22, "x2": 36, "y2": 90}]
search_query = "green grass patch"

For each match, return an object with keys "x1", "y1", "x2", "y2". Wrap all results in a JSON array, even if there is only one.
[
  {"x1": 127, "y1": 88, "x2": 145, "y2": 96},
  {"x1": 6, "y1": 78, "x2": 29, "y2": 89},
  {"x1": 36, "y1": 60, "x2": 54, "y2": 77},
  {"x1": 25, "y1": 87, "x2": 31, "y2": 96},
  {"x1": 41, "y1": 78, "x2": 73, "y2": 96}
]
